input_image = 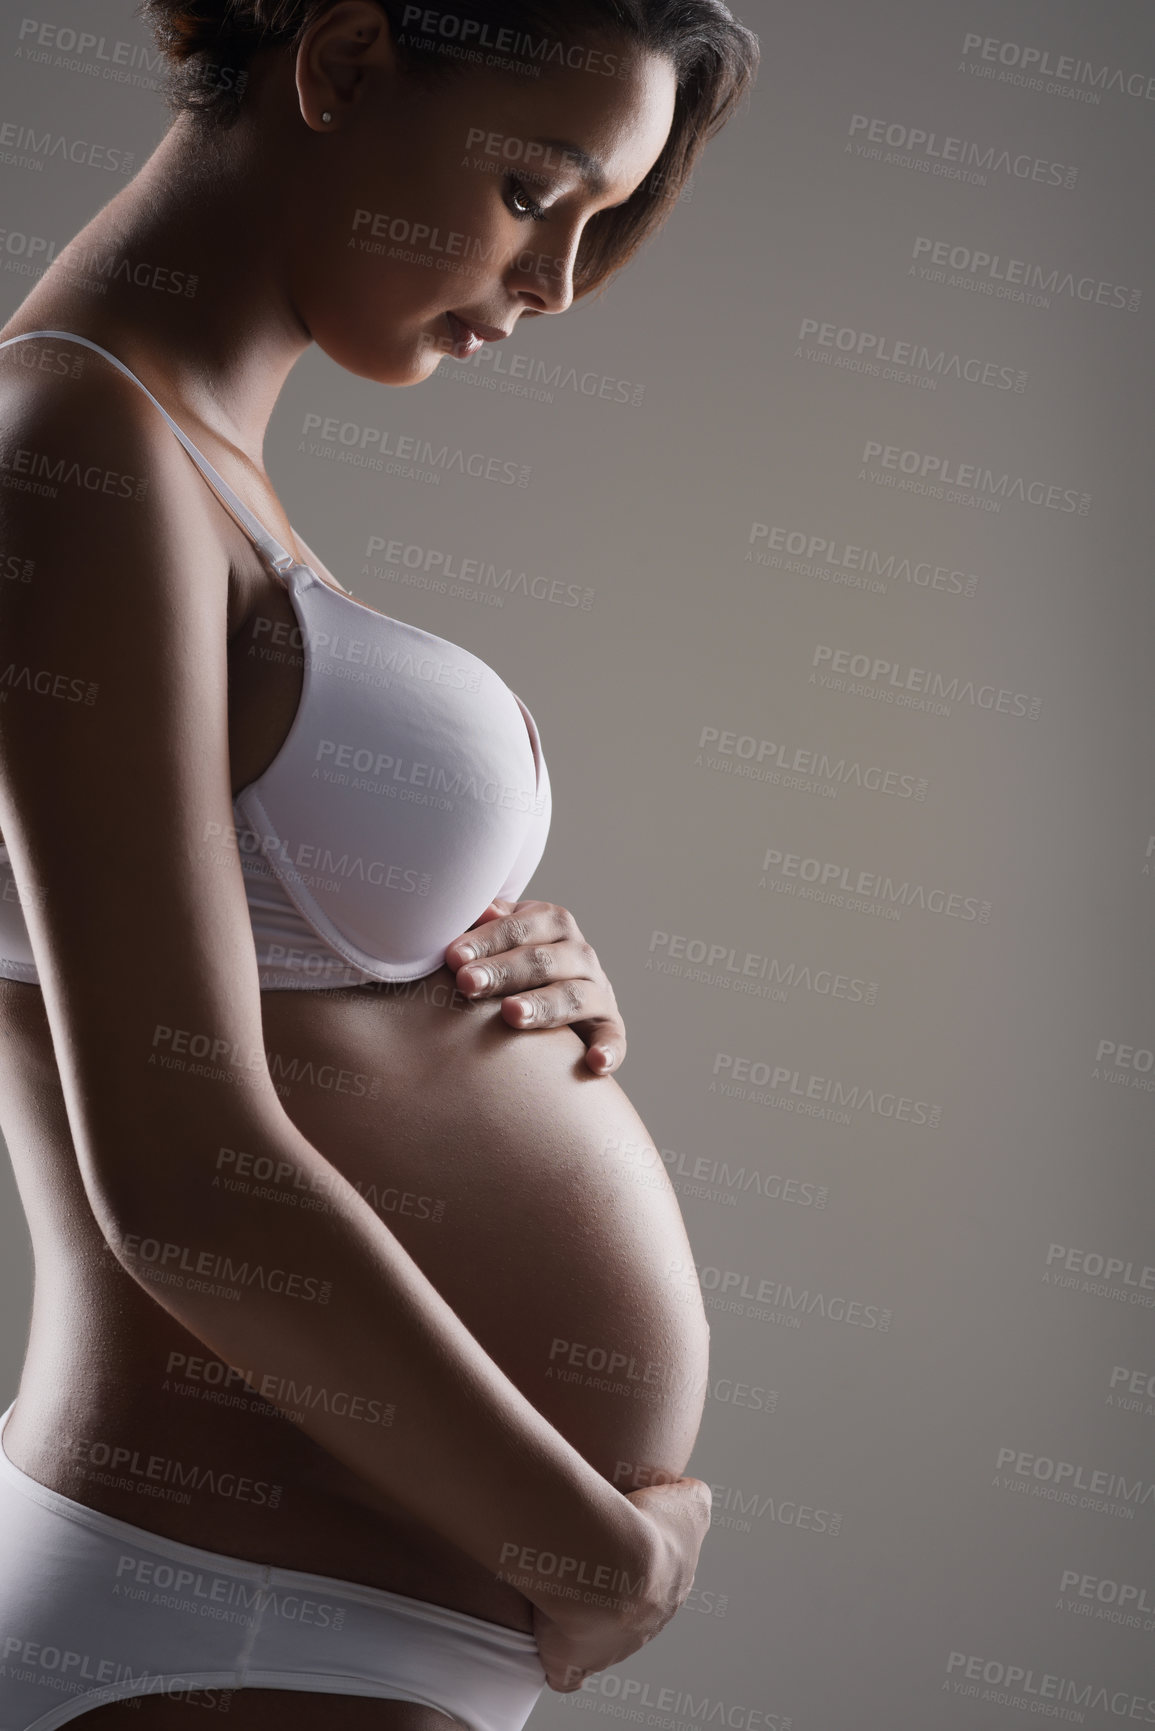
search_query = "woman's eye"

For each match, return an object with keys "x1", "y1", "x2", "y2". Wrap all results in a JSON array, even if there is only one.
[{"x1": 504, "y1": 176, "x2": 547, "y2": 222}]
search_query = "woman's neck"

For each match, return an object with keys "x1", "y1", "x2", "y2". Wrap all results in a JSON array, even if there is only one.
[{"x1": 9, "y1": 112, "x2": 313, "y2": 463}]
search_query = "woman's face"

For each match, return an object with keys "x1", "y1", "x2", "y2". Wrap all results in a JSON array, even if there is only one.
[{"x1": 288, "y1": 11, "x2": 679, "y2": 384}]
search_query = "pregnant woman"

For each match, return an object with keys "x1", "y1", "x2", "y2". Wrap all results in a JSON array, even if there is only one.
[{"x1": 0, "y1": 3, "x2": 757, "y2": 1728}]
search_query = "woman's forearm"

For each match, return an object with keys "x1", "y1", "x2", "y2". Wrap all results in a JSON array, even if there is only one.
[{"x1": 96, "y1": 1094, "x2": 655, "y2": 1602}]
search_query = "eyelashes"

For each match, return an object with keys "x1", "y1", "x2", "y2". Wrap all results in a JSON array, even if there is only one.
[{"x1": 503, "y1": 174, "x2": 549, "y2": 223}]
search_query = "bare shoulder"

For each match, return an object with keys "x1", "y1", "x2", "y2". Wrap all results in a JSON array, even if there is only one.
[
  {"x1": 0, "y1": 327, "x2": 180, "y2": 465},
  {"x1": 0, "y1": 330, "x2": 234, "y2": 635}
]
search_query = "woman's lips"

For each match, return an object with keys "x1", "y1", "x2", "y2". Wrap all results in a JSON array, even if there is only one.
[{"x1": 444, "y1": 311, "x2": 485, "y2": 359}]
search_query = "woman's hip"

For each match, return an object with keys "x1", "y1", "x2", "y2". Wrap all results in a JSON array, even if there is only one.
[{"x1": 0, "y1": 1400, "x2": 546, "y2": 1731}]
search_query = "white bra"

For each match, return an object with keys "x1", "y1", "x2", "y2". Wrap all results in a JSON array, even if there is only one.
[{"x1": 0, "y1": 329, "x2": 552, "y2": 990}]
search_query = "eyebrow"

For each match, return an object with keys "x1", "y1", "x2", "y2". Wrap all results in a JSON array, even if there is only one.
[{"x1": 531, "y1": 136, "x2": 609, "y2": 197}]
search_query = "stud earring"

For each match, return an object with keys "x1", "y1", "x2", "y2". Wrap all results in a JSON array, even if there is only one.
[{"x1": 321, "y1": 110, "x2": 333, "y2": 123}]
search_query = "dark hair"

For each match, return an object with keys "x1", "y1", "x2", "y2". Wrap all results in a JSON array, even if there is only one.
[{"x1": 136, "y1": 0, "x2": 759, "y2": 299}]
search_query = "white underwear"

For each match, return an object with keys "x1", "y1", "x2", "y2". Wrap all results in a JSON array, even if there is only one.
[{"x1": 0, "y1": 1401, "x2": 546, "y2": 1731}]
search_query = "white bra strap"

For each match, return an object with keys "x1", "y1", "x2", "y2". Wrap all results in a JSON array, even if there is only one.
[{"x1": 0, "y1": 329, "x2": 297, "y2": 574}]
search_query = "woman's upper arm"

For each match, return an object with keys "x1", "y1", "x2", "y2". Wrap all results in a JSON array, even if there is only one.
[{"x1": 0, "y1": 362, "x2": 281, "y2": 1221}]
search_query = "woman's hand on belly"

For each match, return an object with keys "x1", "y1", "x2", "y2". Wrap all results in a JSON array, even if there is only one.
[
  {"x1": 528, "y1": 1474, "x2": 714, "y2": 1692},
  {"x1": 444, "y1": 898, "x2": 626, "y2": 1076}
]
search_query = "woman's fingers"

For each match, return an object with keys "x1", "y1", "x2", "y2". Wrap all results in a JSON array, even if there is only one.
[
  {"x1": 444, "y1": 900, "x2": 575, "y2": 969},
  {"x1": 442, "y1": 901, "x2": 627, "y2": 1072},
  {"x1": 456, "y1": 937, "x2": 592, "y2": 1000},
  {"x1": 459, "y1": 942, "x2": 626, "y2": 1068},
  {"x1": 500, "y1": 987, "x2": 626, "y2": 1073}
]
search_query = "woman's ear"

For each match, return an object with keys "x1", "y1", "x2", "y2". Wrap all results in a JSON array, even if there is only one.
[{"x1": 295, "y1": 0, "x2": 398, "y2": 128}]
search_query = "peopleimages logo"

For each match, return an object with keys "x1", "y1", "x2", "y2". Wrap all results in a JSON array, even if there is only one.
[
  {"x1": 710, "y1": 1051, "x2": 942, "y2": 1129},
  {"x1": 846, "y1": 113, "x2": 1078, "y2": 188},
  {"x1": 251, "y1": 612, "x2": 482, "y2": 690},
  {"x1": 440, "y1": 339, "x2": 646, "y2": 407},
  {"x1": 313, "y1": 737, "x2": 545, "y2": 817},
  {"x1": 0, "y1": 118, "x2": 134, "y2": 174},
  {"x1": 299, "y1": 411, "x2": 530, "y2": 487},
  {"x1": 164, "y1": 1351, "x2": 396, "y2": 1428},
  {"x1": 1059, "y1": 1567, "x2": 1155, "y2": 1625},
  {"x1": 796, "y1": 315, "x2": 1026, "y2": 392},
  {"x1": 364, "y1": 534, "x2": 595, "y2": 611},
  {"x1": 1042, "y1": 1242, "x2": 1155, "y2": 1307},
  {"x1": 669, "y1": 1252, "x2": 893, "y2": 1332},
  {"x1": 118, "y1": 1234, "x2": 333, "y2": 1306},
  {"x1": 759, "y1": 844, "x2": 991, "y2": 924},
  {"x1": 397, "y1": 4, "x2": 628, "y2": 78},
  {"x1": 114, "y1": 1554, "x2": 349, "y2": 1628},
  {"x1": 605, "y1": 1136, "x2": 828, "y2": 1213},
  {"x1": 960, "y1": 34, "x2": 1155, "y2": 102},
  {"x1": 860, "y1": 438, "x2": 1090, "y2": 515},
  {"x1": 707, "y1": 1481, "x2": 842, "y2": 1536},
  {"x1": 944, "y1": 1651, "x2": 1155, "y2": 1719},
  {"x1": 0, "y1": 1640, "x2": 227, "y2": 1709},
  {"x1": 14, "y1": 18, "x2": 167, "y2": 86},
  {"x1": 647, "y1": 928, "x2": 878, "y2": 1004},
  {"x1": 746, "y1": 521, "x2": 979, "y2": 600},
  {"x1": 64, "y1": 1436, "x2": 282, "y2": 1509},
  {"x1": 1093, "y1": 1036, "x2": 1155, "y2": 1092},
  {"x1": 0, "y1": 226, "x2": 57, "y2": 280},
  {"x1": 695, "y1": 723, "x2": 930, "y2": 802},
  {"x1": 203, "y1": 818, "x2": 436, "y2": 899},
  {"x1": 810, "y1": 642, "x2": 1042, "y2": 721},
  {"x1": 994, "y1": 1445, "x2": 1155, "y2": 1512},
  {"x1": 572, "y1": 1675, "x2": 790, "y2": 1731},
  {"x1": 1107, "y1": 1364, "x2": 1155, "y2": 1417},
  {"x1": 910, "y1": 235, "x2": 1142, "y2": 313}
]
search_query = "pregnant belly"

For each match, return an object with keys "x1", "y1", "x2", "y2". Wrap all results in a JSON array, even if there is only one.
[
  {"x1": 247, "y1": 968, "x2": 710, "y2": 1620},
  {"x1": 0, "y1": 967, "x2": 708, "y2": 1634}
]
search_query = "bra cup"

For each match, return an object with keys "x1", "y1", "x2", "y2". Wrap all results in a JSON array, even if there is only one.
[
  {"x1": 0, "y1": 568, "x2": 553, "y2": 990},
  {"x1": 233, "y1": 568, "x2": 551, "y2": 980},
  {"x1": 0, "y1": 334, "x2": 553, "y2": 989}
]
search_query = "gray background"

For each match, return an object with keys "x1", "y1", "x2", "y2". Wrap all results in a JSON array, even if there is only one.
[{"x1": 2, "y1": 1, "x2": 1153, "y2": 1726}]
